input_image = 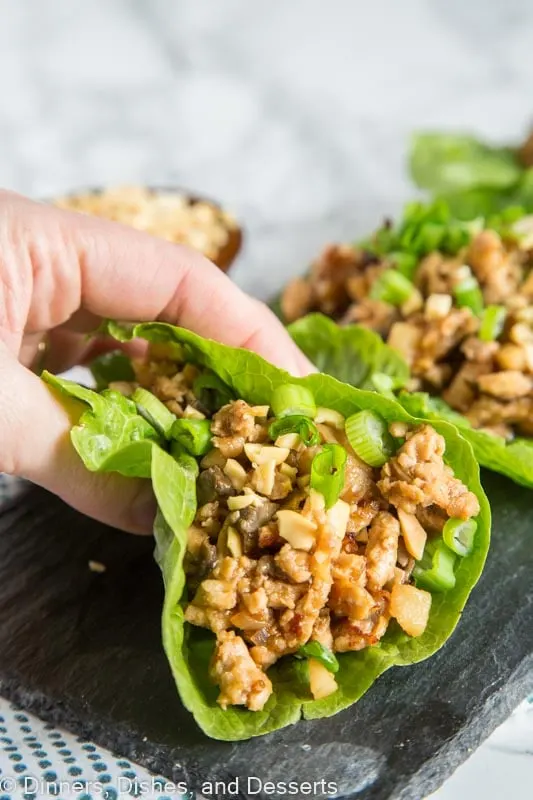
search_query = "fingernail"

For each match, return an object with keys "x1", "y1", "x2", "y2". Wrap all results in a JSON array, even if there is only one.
[
  {"x1": 289, "y1": 343, "x2": 318, "y2": 377},
  {"x1": 296, "y1": 352, "x2": 319, "y2": 376}
]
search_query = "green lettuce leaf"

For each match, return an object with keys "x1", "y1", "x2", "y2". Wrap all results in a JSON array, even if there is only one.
[
  {"x1": 43, "y1": 372, "x2": 161, "y2": 477},
  {"x1": 398, "y1": 391, "x2": 533, "y2": 489},
  {"x1": 90, "y1": 350, "x2": 136, "y2": 391},
  {"x1": 409, "y1": 133, "x2": 521, "y2": 194},
  {"x1": 48, "y1": 321, "x2": 487, "y2": 740},
  {"x1": 409, "y1": 133, "x2": 533, "y2": 221},
  {"x1": 288, "y1": 313, "x2": 409, "y2": 390}
]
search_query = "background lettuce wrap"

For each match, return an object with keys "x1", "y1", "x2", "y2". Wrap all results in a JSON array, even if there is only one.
[
  {"x1": 43, "y1": 322, "x2": 490, "y2": 741},
  {"x1": 281, "y1": 201, "x2": 533, "y2": 489}
]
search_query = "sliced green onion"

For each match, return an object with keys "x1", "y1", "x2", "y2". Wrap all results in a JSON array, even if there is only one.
[
  {"x1": 310, "y1": 444, "x2": 347, "y2": 509},
  {"x1": 171, "y1": 418, "x2": 212, "y2": 456},
  {"x1": 390, "y1": 252, "x2": 418, "y2": 281},
  {"x1": 132, "y1": 388, "x2": 176, "y2": 438},
  {"x1": 268, "y1": 415, "x2": 320, "y2": 446},
  {"x1": 413, "y1": 540, "x2": 456, "y2": 592},
  {"x1": 370, "y1": 270, "x2": 416, "y2": 306},
  {"x1": 345, "y1": 410, "x2": 394, "y2": 467},
  {"x1": 193, "y1": 372, "x2": 234, "y2": 412},
  {"x1": 369, "y1": 372, "x2": 395, "y2": 397},
  {"x1": 297, "y1": 641, "x2": 339, "y2": 674},
  {"x1": 90, "y1": 350, "x2": 135, "y2": 391},
  {"x1": 454, "y1": 274, "x2": 484, "y2": 316},
  {"x1": 479, "y1": 305, "x2": 506, "y2": 342},
  {"x1": 442, "y1": 518, "x2": 477, "y2": 557},
  {"x1": 271, "y1": 384, "x2": 316, "y2": 419}
]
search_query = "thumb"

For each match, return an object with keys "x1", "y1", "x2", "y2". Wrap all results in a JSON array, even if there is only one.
[{"x1": 0, "y1": 346, "x2": 156, "y2": 534}]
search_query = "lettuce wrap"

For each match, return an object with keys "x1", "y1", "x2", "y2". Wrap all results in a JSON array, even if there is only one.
[
  {"x1": 280, "y1": 201, "x2": 533, "y2": 488},
  {"x1": 43, "y1": 322, "x2": 490, "y2": 741}
]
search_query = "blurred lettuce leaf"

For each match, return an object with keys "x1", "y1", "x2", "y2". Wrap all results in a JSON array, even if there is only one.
[
  {"x1": 288, "y1": 313, "x2": 409, "y2": 390},
  {"x1": 409, "y1": 133, "x2": 521, "y2": 194}
]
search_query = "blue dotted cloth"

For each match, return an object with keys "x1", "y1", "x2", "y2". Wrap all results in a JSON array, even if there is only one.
[
  {"x1": 0, "y1": 474, "x2": 194, "y2": 799},
  {"x1": 0, "y1": 703, "x2": 194, "y2": 799}
]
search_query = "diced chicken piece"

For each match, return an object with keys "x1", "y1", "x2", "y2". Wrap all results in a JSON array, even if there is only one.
[
  {"x1": 341, "y1": 453, "x2": 375, "y2": 504},
  {"x1": 194, "y1": 579, "x2": 236, "y2": 611},
  {"x1": 496, "y1": 344, "x2": 527, "y2": 372},
  {"x1": 461, "y1": 337, "x2": 498, "y2": 364},
  {"x1": 311, "y1": 609, "x2": 334, "y2": 650},
  {"x1": 387, "y1": 322, "x2": 422, "y2": 366},
  {"x1": 378, "y1": 426, "x2": 480, "y2": 520},
  {"x1": 365, "y1": 512, "x2": 399, "y2": 590},
  {"x1": 442, "y1": 362, "x2": 492, "y2": 413},
  {"x1": 212, "y1": 400, "x2": 258, "y2": 458},
  {"x1": 477, "y1": 371, "x2": 532, "y2": 400},
  {"x1": 275, "y1": 544, "x2": 311, "y2": 583},
  {"x1": 467, "y1": 230, "x2": 504, "y2": 280},
  {"x1": 329, "y1": 553, "x2": 375, "y2": 621},
  {"x1": 210, "y1": 631, "x2": 273, "y2": 711}
]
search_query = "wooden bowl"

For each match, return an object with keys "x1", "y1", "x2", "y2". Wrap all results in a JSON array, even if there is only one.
[{"x1": 50, "y1": 185, "x2": 243, "y2": 274}]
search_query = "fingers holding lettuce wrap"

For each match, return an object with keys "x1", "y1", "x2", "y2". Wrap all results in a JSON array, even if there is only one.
[{"x1": 43, "y1": 322, "x2": 490, "y2": 740}]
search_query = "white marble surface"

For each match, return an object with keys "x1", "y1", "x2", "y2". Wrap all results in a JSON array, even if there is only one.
[{"x1": 1, "y1": 0, "x2": 533, "y2": 796}]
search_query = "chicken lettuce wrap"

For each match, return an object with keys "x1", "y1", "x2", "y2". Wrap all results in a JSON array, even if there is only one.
[
  {"x1": 282, "y1": 201, "x2": 533, "y2": 487},
  {"x1": 43, "y1": 322, "x2": 490, "y2": 741}
]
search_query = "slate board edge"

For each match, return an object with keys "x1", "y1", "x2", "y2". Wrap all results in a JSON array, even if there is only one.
[
  {"x1": 2, "y1": 658, "x2": 532, "y2": 800},
  {"x1": 397, "y1": 654, "x2": 533, "y2": 800}
]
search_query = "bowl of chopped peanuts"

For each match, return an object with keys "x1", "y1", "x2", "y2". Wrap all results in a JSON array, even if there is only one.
[{"x1": 51, "y1": 185, "x2": 243, "y2": 273}]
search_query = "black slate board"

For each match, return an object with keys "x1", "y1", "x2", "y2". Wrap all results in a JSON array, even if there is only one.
[{"x1": 0, "y1": 474, "x2": 532, "y2": 800}]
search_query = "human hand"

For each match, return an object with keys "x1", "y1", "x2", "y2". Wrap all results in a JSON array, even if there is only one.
[{"x1": 0, "y1": 190, "x2": 314, "y2": 533}]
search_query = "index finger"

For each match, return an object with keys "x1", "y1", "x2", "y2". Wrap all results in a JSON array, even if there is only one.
[{"x1": 5, "y1": 191, "x2": 314, "y2": 376}]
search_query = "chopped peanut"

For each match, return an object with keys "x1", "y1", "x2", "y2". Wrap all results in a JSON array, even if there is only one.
[
  {"x1": 314, "y1": 408, "x2": 345, "y2": 429},
  {"x1": 276, "y1": 510, "x2": 317, "y2": 551},
  {"x1": 244, "y1": 444, "x2": 290, "y2": 465},
  {"x1": 397, "y1": 509, "x2": 427, "y2": 560}
]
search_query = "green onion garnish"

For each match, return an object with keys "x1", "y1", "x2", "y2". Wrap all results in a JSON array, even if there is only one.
[
  {"x1": 390, "y1": 252, "x2": 418, "y2": 281},
  {"x1": 296, "y1": 641, "x2": 339, "y2": 674},
  {"x1": 269, "y1": 415, "x2": 320, "y2": 446},
  {"x1": 370, "y1": 270, "x2": 416, "y2": 306},
  {"x1": 369, "y1": 373, "x2": 395, "y2": 397},
  {"x1": 271, "y1": 384, "x2": 316, "y2": 419},
  {"x1": 442, "y1": 518, "x2": 477, "y2": 557},
  {"x1": 90, "y1": 350, "x2": 135, "y2": 391},
  {"x1": 310, "y1": 444, "x2": 347, "y2": 509},
  {"x1": 193, "y1": 372, "x2": 234, "y2": 412},
  {"x1": 132, "y1": 388, "x2": 176, "y2": 438},
  {"x1": 171, "y1": 418, "x2": 212, "y2": 456},
  {"x1": 453, "y1": 273, "x2": 484, "y2": 316},
  {"x1": 345, "y1": 410, "x2": 394, "y2": 467},
  {"x1": 413, "y1": 540, "x2": 456, "y2": 592},
  {"x1": 479, "y1": 305, "x2": 506, "y2": 342}
]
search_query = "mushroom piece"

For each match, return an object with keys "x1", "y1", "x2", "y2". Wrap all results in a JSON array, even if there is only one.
[
  {"x1": 197, "y1": 466, "x2": 236, "y2": 505},
  {"x1": 237, "y1": 500, "x2": 278, "y2": 554}
]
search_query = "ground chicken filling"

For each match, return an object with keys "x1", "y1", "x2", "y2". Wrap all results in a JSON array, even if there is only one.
[
  {"x1": 281, "y1": 224, "x2": 533, "y2": 439},
  {"x1": 119, "y1": 349, "x2": 480, "y2": 712}
]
